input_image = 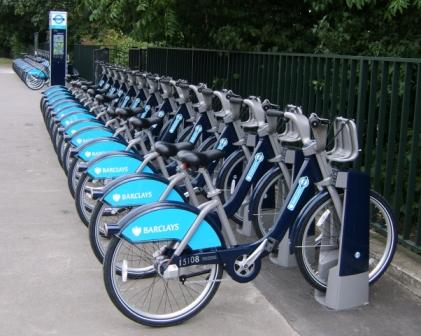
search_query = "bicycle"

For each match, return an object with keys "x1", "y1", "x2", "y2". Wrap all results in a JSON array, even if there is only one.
[{"x1": 101, "y1": 104, "x2": 397, "y2": 326}]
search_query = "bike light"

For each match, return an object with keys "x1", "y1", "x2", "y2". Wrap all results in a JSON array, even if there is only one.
[
  {"x1": 77, "y1": 163, "x2": 88, "y2": 172},
  {"x1": 69, "y1": 148, "x2": 78, "y2": 158},
  {"x1": 103, "y1": 223, "x2": 120, "y2": 237},
  {"x1": 91, "y1": 189, "x2": 104, "y2": 200}
]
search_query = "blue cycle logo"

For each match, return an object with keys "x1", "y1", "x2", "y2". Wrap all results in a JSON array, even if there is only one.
[
  {"x1": 245, "y1": 152, "x2": 264, "y2": 182},
  {"x1": 287, "y1": 176, "x2": 310, "y2": 211},
  {"x1": 189, "y1": 125, "x2": 203, "y2": 143},
  {"x1": 169, "y1": 114, "x2": 183, "y2": 133},
  {"x1": 53, "y1": 14, "x2": 65, "y2": 24},
  {"x1": 217, "y1": 138, "x2": 228, "y2": 150}
]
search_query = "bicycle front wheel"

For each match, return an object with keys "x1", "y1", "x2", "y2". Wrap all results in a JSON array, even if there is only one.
[
  {"x1": 103, "y1": 237, "x2": 223, "y2": 327},
  {"x1": 250, "y1": 169, "x2": 289, "y2": 238},
  {"x1": 89, "y1": 201, "x2": 132, "y2": 263},
  {"x1": 75, "y1": 172, "x2": 108, "y2": 227},
  {"x1": 215, "y1": 150, "x2": 247, "y2": 225},
  {"x1": 294, "y1": 190, "x2": 397, "y2": 291}
]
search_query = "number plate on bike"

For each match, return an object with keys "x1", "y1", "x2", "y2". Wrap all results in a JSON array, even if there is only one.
[
  {"x1": 177, "y1": 254, "x2": 219, "y2": 267},
  {"x1": 246, "y1": 134, "x2": 256, "y2": 147},
  {"x1": 218, "y1": 122, "x2": 225, "y2": 133}
]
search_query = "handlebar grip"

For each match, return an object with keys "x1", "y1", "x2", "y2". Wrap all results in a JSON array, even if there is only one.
[
  {"x1": 146, "y1": 74, "x2": 157, "y2": 80},
  {"x1": 229, "y1": 96, "x2": 244, "y2": 104},
  {"x1": 226, "y1": 93, "x2": 241, "y2": 99},
  {"x1": 201, "y1": 88, "x2": 214, "y2": 96},
  {"x1": 160, "y1": 77, "x2": 171, "y2": 84},
  {"x1": 178, "y1": 82, "x2": 190, "y2": 89},
  {"x1": 309, "y1": 114, "x2": 330, "y2": 128},
  {"x1": 266, "y1": 109, "x2": 284, "y2": 118},
  {"x1": 263, "y1": 102, "x2": 281, "y2": 111}
]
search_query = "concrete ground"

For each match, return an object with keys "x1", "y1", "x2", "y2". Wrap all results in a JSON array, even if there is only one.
[
  {"x1": 0, "y1": 64, "x2": 420, "y2": 336},
  {"x1": 0, "y1": 65, "x2": 296, "y2": 336}
]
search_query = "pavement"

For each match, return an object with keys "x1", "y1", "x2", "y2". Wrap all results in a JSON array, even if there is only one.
[{"x1": 0, "y1": 63, "x2": 420, "y2": 336}]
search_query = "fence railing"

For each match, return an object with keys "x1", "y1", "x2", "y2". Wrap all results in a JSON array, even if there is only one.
[
  {"x1": 82, "y1": 46, "x2": 416, "y2": 253},
  {"x1": 73, "y1": 44, "x2": 118, "y2": 81}
]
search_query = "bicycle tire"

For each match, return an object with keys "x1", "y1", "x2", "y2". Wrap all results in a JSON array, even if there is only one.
[
  {"x1": 103, "y1": 236, "x2": 223, "y2": 326},
  {"x1": 294, "y1": 190, "x2": 397, "y2": 292},
  {"x1": 250, "y1": 168, "x2": 289, "y2": 238},
  {"x1": 215, "y1": 150, "x2": 247, "y2": 225}
]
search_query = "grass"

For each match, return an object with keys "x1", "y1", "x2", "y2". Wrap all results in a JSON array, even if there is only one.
[{"x1": 0, "y1": 58, "x2": 12, "y2": 65}]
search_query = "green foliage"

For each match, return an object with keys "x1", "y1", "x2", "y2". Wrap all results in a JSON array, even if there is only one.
[
  {"x1": 82, "y1": 0, "x2": 182, "y2": 45},
  {"x1": 9, "y1": 33, "x2": 27, "y2": 58},
  {"x1": 1, "y1": 0, "x2": 421, "y2": 59},
  {"x1": 0, "y1": 0, "x2": 90, "y2": 56},
  {"x1": 96, "y1": 30, "x2": 150, "y2": 66}
]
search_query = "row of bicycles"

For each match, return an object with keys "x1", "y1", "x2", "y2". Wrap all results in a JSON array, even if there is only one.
[
  {"x1": 13, "y1": 54, "x2": 49, "y2": 90},
  {"x1": 40, "y1": 61, "x2": 397, "y2": 326}
]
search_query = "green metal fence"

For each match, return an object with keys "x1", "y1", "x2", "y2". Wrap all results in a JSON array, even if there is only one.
[
  {"x1": 125, "y1": 47, "x2": 421, "y2": 254},
  {"x1": 73, "y1": 44, "x2": 114, "y2": 81}
]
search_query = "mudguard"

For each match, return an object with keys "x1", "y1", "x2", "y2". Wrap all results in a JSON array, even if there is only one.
[
  {"x1": 46, "y1": 94, "x2": 73, "y2": 105},
  {"x1": 65, "y1": 120, "x2": 104, "y2": 136},
  {"x1": 215, "y1": 148, "x2": 244, "y2": 184},
  {"x1": 56, "y1": 108, "x2": 89, "y2": 120},
  {"x1": 28, "y1": 68, "x2": 48, "y2": 79},
  {"x1": 85, "y1": 151, "x2": 153, "y2": 179},
  {"x1": 48, "y1": 104, "x2": 83, "y2": 118},
  {"x1": 119, "y1": 201, "x2": 224, "y2": 250},
  {"x1": 45, "y1": 86, "x2": 68, "y2": 93},
  {"x1": 51, "y1": 100, "x2": 80, "y2": 110},
  {"x1": 76, "y1": 137, "x2": 131, "y2": 162},
  {"x1": 100, "y1": 173, "x2": 185, "y2": 207},
  {"x1": 60, "y1": 113, "x2": 96, "y2": 128},
  {"x1": 70, "y1": 127, "x2": 114, "y2": 147},
  {"x1": 48, "y1": 93, "x2": 73, "y2": 103},
  {"x1": 46, "y1": 102, "x2": 80, "y2": 116},
  {"x1": 43, "y1": 86, "x2": 66, "y2": 95},
  {"x1": 288, "y1": 190, "x2": 328, "y2": 253},
  {"x1": 247, "y1": 166, "x2": 282, "y2": 221}
]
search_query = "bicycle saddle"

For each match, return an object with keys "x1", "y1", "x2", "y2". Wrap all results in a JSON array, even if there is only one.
[
  {"x1": 87, "y1": 89, "x2": 96, "y2": 96},
  {"x1": 104, "y1": 94, "x2": 119, "y2": 102},
  {"x1": 95, "y1": 94, "x2": 105, "y2": 103},
  {"x1": 96, "y1": 87, "x2": 108, "y2": 94},
  {"x1": 128, "y1": 115, "x2": 163, "y2": 130},
  {"x1": 177, "y1": 149, "x2": 225, "y2": 168},
  {"x1": 155, "y1": 141, "x2": 194, "y2": 158},
  {"x1": 115, "y1": 107, "x2": 138, "y2": 118},
  {"x1": 106, "y1": 107, "x2": 117, "y2": 117}
]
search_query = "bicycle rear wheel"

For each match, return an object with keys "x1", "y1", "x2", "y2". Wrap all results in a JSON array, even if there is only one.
[
  {"x1": 89, "y1": 201, "x2": 132, "y2": 263},
  {"x1": 103, "y1": 237, "x2": 223, "y2": 326}
]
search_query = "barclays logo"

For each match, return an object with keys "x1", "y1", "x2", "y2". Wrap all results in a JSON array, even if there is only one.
[
  {"x1": 112, "y1": 191, "x2": 153, "y2": 202},
  {"x1": 131, "y1": 223, "x2": 179, "y2": 237},
  {"x1": 94, "y1": 166, "x2": 129, "y2": 175},
  {"x1": 132, "y1": 226, "x2": 142, "y2": 236},
  {"x1": 84, "y1": 151, "x2": 104, "y2": 158}
]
